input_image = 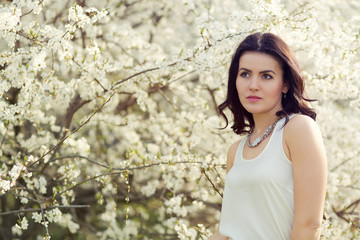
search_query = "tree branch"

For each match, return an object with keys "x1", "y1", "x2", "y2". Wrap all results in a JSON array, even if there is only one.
[
  {"x1": 27, "y1": 90, "x2": 117, "y2": 168},
  {"x1": 201, "y1": 168, "x2": 223, "y2": 198},
  {"x1": 46, "y1": 161, "x2": 223, "y2": 202},
  {"x1": 0, "y1": 205, "x2": 90, "y2": 216},
  {"x1": 112, "y1": 67, "x2": 160, "y2": 89},
  {"x1": 332, "y1": 199, "x2": 360, "y2": 230},
  {"x1": 206, "y1": 85, "x2": 220, "y2": 116},
  {"x1": 331, "y1": 157, "x2": 355, "y2": 172},
  {"x1": 50, "y1": 154, "x2": 110, "y2": 169}
]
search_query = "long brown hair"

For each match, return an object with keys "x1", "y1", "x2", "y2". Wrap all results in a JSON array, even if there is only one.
[{"x1": 218, "y1": 32, "x2": 316, "y2": 135}]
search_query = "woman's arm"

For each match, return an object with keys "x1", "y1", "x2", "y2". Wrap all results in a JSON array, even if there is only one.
[
  {"x1": 208, "y1": 227, "x2": 229, "y2": 240},
  {"x1": 208, "y1": 140, "x2": 240, "y2": 240},
  {"x1": 284, "y1": 115, "x2": 327, "y2": 240}
]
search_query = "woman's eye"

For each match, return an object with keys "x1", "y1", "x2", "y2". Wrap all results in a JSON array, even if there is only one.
[
  {"x1": 263, "y1": 74, "x2": 272, "y2": 79},
  {"x1": 240, "y1": 72, "x2": 250, "y2": 78}
]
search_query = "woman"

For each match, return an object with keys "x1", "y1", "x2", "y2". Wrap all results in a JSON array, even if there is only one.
[{"x1": 209, "y1": 33, "x2": 327, "y2": 240}]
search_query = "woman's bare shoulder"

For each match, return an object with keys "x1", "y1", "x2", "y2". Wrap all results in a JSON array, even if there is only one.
[
  {"x1": 228, "y1": 139, "x2": 242, "y2": 154},
  {"x1": 284, "y1": 114, "x2": 319, "y2": 136},
  {"x1": 226, "y1": 139, "x2": 242, "y2": 173},
  {"x1": 284, "y1": 114, "x2": 324, "y2": 160}
]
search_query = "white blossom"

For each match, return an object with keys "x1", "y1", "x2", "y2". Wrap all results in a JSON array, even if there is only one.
[
  {"x1": 68, "y1": 4, "x2": 90, "y2": 28},
  {"x1": 11, "y1": 225, "x2": 22, "y2": 236},
  {"x1": 0, "y1": 6, "x2": 21, "y2": 32},
  {"x1": 46, "y1": 208, "x2": 62, "y2": 223},
  {"x1": 60, "y1": 213, "x2": 80, "y2": 234},
  {"x1": 164, "y1": 195, "x2": 188, "y2": 217},
  {"x1": 32, "y1": 50, "x2": 47, "y2": 72},
  {"x1": 19, "y1": 217, "x2": 29, "y2": 230},
  {"x1": 32, "y1": 212, "x2": 43, "y2": 223},
  {"x1": 141, "y1": 179, "x2": 159, "y2": 197},
  {"x1": 19, "y1": 190, "x2": 29, "y2": 204},
  {"x1": 0, "y1": 179, "x2": 11, "y2": 194},
  {"x1": 9, "y1": 164, "x2": 25, "y2": 179}
]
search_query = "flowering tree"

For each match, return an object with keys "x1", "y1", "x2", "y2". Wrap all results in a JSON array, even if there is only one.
[{"x1": 0, "y1": 0, "x2": 359, "y2": 239}]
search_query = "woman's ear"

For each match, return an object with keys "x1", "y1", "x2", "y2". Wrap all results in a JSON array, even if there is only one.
[{"x1": 282, "y1": 81, "x2": 289, "y2": 94}]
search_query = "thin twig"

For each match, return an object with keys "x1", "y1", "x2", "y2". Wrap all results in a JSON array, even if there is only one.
[
  {"x1": 201, "y1": 168, "x2": 223, "y2": 198},
  {"x1": 0, "y1": 205, "x2": 90, "y2": 216},
  {"x1": 213, "y1": 165, "x2": 225, "y2": 186},
  {"x1": 332, "y1": 203, "x2": 360, "y2": 231},
  {"x1": 167, "y1": 70, "x2": 196, "y2": 85},
  {"x1": 112, "y1": 67, "x2": 160, "y2": 89},
  {"x1": 9, "y1": 192, "x2": 41, "y2": 204},
  {"x1": 71, "y1": 59, "x2": 109, "y2": 92},
  {"x1": 206, "y1": 85, "x2": 220, "y2": 115},
  {"x1": 47, "y1": 161, "x2": 221, "y2": 201},
  {"x1": 61, "y1": 20, "x2": 80, "y2": 39},
  {"x1": 50, "y1": 154, "x2": 110, "y2": 169},
  {"x1": 20, "y1": 0, "x2": 45, "y2": 18},
  {"x1": 27, "y1": 90, "x2": 117, "y2": 168},
  {"x1": 331, "y1": 157, "x2": 355, "y2": 172},
  {"x1": 157, "y1": 88, "x2": 178, "y2": 111}
]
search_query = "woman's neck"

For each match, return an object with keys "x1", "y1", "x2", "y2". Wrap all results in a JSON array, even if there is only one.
[{"x1": 251, "y1": 111, "x2": 281, "y2": 136}]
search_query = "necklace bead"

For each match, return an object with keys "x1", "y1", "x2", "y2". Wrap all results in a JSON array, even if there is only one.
[{"x1": 247, "y1": 118, "x2": 282, "y2": 148}]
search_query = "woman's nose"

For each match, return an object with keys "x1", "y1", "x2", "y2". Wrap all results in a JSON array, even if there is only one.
[{"x1": 249, "y1": 76, "x2": 260, "y2": 90}]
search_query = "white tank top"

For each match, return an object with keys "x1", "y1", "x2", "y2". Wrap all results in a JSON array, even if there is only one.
[{"x1": 219, "y1": 116, "x2": 294, "y2": 240}]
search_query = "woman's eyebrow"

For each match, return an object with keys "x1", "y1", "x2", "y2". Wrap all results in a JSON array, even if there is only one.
[
  {"x1": 238, "y1": 67, "x2": 251, "y2": 72},
  {"x1": 238, "y1": 67, "x2": 276, "y2": 76},
  {"x1": 260, "y1": 70, "x2": 276, "y2": 75}
]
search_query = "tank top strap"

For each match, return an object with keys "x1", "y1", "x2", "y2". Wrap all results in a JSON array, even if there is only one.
[
  {"x1": 269, "y1": 113, "x2": 298, "y2": 162},
  {"x1": 273, "y1": 113, "x2": 298, "y2": 133}
]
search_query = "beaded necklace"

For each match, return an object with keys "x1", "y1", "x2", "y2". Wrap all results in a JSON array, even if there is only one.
[{"x1": 247, "y1": 118, "x2": 282, "y2": 148}]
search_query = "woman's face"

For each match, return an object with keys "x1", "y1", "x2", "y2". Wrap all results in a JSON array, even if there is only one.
[{"x1": 236, "y1": 51, "x2": 288, "y2": 116}]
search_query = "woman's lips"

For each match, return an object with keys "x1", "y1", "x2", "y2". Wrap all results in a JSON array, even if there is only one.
[{"x1": 246, "y1": 96, "x2": 262, "y2": 102}]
